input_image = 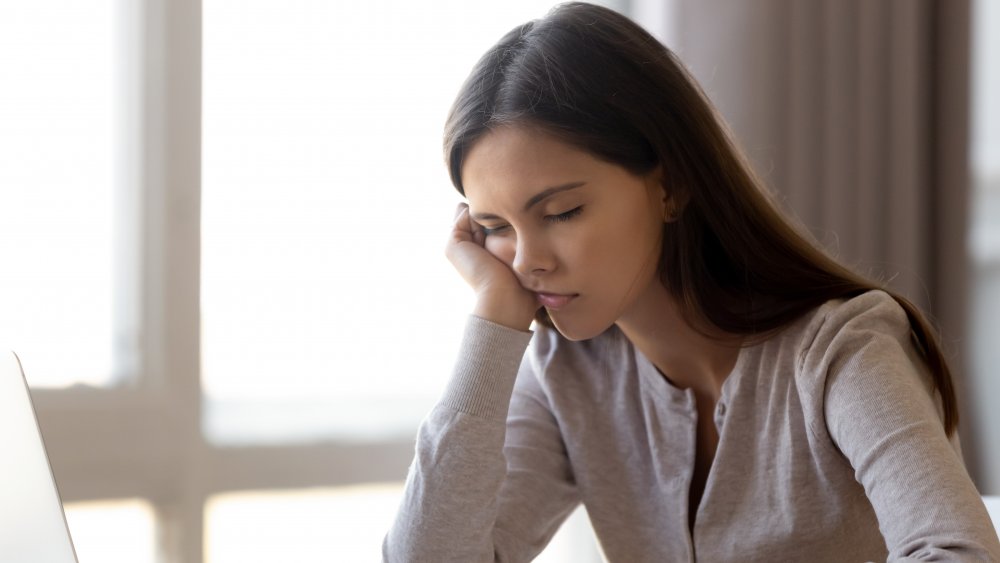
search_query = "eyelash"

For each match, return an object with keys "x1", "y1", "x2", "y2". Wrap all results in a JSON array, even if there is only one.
[
  {"x1": 481, "y1": 206, "x2": 584, "y2": 236},
  {"x1": 547, "y1": 206, "x2": 583, "y2": 223}
]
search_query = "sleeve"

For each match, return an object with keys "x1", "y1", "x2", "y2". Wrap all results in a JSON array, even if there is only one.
[
  {"x1": 382, "y1": 315, "x2": 580, "y2": 562},
  {"x1": 803, "y1": 291, "x2": 1000, "y2": 561}
]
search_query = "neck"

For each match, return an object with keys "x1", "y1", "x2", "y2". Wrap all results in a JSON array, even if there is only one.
[{"x1": 615, "y1": 283, "x2": 742, "y2": 400}]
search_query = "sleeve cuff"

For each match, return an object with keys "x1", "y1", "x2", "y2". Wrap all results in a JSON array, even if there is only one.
[{"x1": 440, "y1": 315, "x2": 534, "y2": 421}]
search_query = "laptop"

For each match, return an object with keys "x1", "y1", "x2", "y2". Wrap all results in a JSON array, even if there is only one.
[{"x1": 0, "y1": 351, "x2": 80, "y2": 562}]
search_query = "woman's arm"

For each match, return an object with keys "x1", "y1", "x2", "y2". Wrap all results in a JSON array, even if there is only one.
[
  {"x1": 382, "y1": 315, "x2": 579, "y2": 562},
  {"x1": 810, "y1": 292, "x2": 1000, "y2": 561}
]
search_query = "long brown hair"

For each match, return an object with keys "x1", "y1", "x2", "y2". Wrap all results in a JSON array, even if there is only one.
[{"x1": 442, "y1": 2, "x2": 958, "y2": 435}]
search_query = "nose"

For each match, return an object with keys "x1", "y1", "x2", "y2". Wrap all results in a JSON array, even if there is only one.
[{"x1": 511, "y1": 232, "x2": 555, "y2": 277}]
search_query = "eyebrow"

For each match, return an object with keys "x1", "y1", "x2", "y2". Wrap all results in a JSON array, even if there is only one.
[{"x1": 470, "y1": 181, "x2": 586, "y2": 222}]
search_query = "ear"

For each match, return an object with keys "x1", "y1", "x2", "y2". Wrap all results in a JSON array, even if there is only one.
[
  {"x1": 643, "y1": 164, "x2": 669, "y2": 213},
  {"x1": 664, "y1": 188, "x2": 690, "y2": 222},
  {"x1": 645, "y1": 164, "x2": 687, "y2": 222}
]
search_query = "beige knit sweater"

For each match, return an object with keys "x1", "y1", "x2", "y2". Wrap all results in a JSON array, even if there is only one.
[{"x1": 384, "y1": 290, "x2": 1000, "y2": 562}]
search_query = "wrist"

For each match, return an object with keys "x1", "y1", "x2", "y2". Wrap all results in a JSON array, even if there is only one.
[{"x1": 472, "y1": 295, "x2": 536, "y2": 332}]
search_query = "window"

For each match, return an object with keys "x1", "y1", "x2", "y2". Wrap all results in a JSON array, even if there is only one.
[
  {"x1": 970, "y1": 0, "x2": 1000, "y2": 494},
  {"x1": 201, "y1": 0, "x2": 585, "y2": 444},
  {"x1": 9, "y1": 1, "x2": 624, "y2": 561},
  {"x1": 0, "y1": 0, "x2": 132, "y2": 388},
  {"x1": 201, "y1": 2, "x2": 620, "y2": 560}
]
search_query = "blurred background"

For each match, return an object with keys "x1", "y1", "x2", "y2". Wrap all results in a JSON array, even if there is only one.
[{"x1": 0, "y1": 0, "x2": 996, "y2": 561}]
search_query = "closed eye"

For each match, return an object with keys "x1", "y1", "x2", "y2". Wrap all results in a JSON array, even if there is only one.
[
  {"x1": 546, "y1": 206, "x2": 583, "y2": 223},
  {"x1": 480, "y1": 206, "x2": 582, "y2": 237},
  {"x1": 480, "y1": 224, "x2": 509, "y2": 236}
]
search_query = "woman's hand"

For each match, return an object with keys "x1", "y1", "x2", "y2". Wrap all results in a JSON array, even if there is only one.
[{"x1": 445, "y1": 203, "x2": 539, "y2": 331}]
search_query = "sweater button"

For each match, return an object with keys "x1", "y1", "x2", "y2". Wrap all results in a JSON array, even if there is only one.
[{"x1": 716, "y1": 402, "x2": 726, "y2": 417}]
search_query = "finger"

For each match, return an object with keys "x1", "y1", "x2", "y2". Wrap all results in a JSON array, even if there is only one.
[
  {"x1": 449, "y1": 202, "x2": 492, "y2": 255},
  {"x1": 453, "y1": 204, "x2": 474, "y2": 233},
  {"x1": 458, "y1": 205, "x2": 488, "y2": 244},
  {"x1": 447, "y1": 205, "x2": 476, "y2": 249}
]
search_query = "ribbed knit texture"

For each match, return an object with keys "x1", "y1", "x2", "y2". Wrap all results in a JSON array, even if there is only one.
[{"x1": 440, "y1": 315, "x2": 533, "y2": 421}]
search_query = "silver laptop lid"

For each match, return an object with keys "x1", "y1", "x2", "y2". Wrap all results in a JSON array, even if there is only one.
[{"x1": 0, "y1": 351, "x2": 79, "y2": 563}]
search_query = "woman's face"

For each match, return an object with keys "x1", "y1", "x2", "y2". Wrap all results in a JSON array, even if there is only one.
[{"x1": 461, "y1": 125, "x2": 669, "y2": 340}]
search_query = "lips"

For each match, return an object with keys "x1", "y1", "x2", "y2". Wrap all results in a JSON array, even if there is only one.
[{"x1": 535, "y1": 292, "x2": 578, "y2": 310}]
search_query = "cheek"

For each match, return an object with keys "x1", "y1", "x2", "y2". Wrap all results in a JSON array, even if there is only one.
[
  {"x1": 584, "y1": 215, "x2": 661, "y2": 273},
  {"x1": 484, "y1": 236, "x2": 515, "y2": 267}
]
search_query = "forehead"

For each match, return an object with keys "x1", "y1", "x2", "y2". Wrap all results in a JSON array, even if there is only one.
[{"x1": 461, "y1": 126, "x2": 599, "y2": 206}]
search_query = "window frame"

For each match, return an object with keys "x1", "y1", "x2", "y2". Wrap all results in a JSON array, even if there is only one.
[{"x1": 33, "y1": 2, "x2": 413, "y2": 561}]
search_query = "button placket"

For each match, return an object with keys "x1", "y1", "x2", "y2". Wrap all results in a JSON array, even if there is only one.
[{"x1": 714, "y1": 401, "x2": 727, "y2": 429}]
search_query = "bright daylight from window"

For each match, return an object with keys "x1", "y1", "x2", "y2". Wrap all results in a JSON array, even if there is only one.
[
  {"x1": 0, "y1": 1, "x2": 128, "y2": 389},
  {"x1": 201, "y1": 2, "x2": 612, "y2": 559},
  {"x1": 201, "y1": 0, "x2": 618, "y2": 444}
]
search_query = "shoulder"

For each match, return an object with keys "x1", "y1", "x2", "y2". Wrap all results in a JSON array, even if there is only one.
[
  {"x1": 756, "y1": 290, "x2": 946, "y2": 453},
  {"x1": 744, "y1": 290, "x2": 912, "y2": 383},
  {"x1": 809, "y1": 288, "x2": 910, "y2": 339},
  {"x1": 786, "y1": 289, "x2": 941, "y2": 424},
  {"x1": 765, "y1": 289, "x2": 913, "y2": 373},
  {"x1": 753, "y1": 289, "x2": 928, "y2": 415}
]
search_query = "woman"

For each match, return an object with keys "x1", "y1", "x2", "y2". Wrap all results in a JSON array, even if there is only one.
[{"x1": 384, "y1": 3, "x2": 1000, "y2": 561}]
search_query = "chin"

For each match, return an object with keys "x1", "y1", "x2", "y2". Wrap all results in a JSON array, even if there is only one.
[{"x1": 549, "y1": 315, "x2": 613, "y2": 342}]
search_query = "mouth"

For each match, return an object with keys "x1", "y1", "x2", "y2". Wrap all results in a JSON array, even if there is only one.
[{"x1": 534, "y1": 292, "x2": 578, "y2": 310}]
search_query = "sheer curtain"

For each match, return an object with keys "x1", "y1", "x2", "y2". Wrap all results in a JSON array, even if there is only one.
[{"x1": 635, "y1": 0, "x2": 989, "y2": 488}]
